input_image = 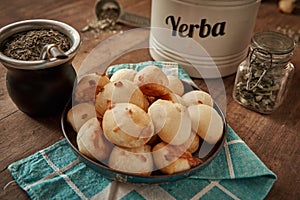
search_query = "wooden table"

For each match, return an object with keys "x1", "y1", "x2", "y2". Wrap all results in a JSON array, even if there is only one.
[{"x1": 0, "y1": 0, "x2": 299, "y2": 199}]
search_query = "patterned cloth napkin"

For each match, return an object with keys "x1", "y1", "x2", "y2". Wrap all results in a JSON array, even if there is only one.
[{"x1": 8, "y1": 61, "x2": 277, "y2": 200}]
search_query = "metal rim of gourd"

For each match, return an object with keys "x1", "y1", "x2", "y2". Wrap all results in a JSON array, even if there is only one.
[{"x1": 0, "y1": 19, "x2": 81, "y2": 70}]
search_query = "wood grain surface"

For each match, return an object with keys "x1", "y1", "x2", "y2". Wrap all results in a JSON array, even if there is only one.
[{"x1": 0, "y1": 0, "x2": 299, "y2": 199}]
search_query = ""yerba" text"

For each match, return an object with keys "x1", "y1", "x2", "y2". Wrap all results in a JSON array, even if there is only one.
[{"x1": 165, "y1": 15, "x2": 226, "y2": 38}]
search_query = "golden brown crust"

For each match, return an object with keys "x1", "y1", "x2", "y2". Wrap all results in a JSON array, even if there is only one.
[
  {"x1": 139, "y1": 83, "x2": 172, "y2": 97},
  {"x1": 95, "y1": 74, "x2": 110, "y2": 96}
]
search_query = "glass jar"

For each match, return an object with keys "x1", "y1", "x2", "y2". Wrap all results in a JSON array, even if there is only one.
[{"x1": 233, "y1": 31, "x2": 296, "y2": 114}]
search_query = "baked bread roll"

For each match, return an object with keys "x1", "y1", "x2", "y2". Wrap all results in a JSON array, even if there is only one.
[
  {"x1": 134, "y1": 65, "x2": 169, "y2": 87},
  {"x1": 278, "y1": 0, "x2": 296, "y2": 13},
  {"x1": 167, "y1": 76, "x2": 184, "y2": 96},
  {"x1": 180, "y1": 131, "x2": 200, "y2": 154},
  {"x1": 152, "y1": 142, "x2": 202, "y2": 174},
  {"x1": 67, "y1": 103, "x2": 96, "y2": 132},
  {"x1": 109, "y1": 68, "x2": 137, "y2": 82},
  {"x1": 108, "y1": 145, "x2": 154, "y2": 176},
  {"x1": 182, "y1": 90, "x2": 213, "y2": 107},
  {"x1": 95, "y1": 80, "x2": 148, "y2": 117},
  {"x1": 188, "y1": 104, "x2": 223, "y2": 144},
  {"x1": 102, "y1": 103, "x2": 154, "y2": 148},
  {"x1": 134, "y1": 65, "x2": 171, "y2": 97},
  {"x1": 75, "y1": 73, "x2": 101, "y2": 103},
  {"x1": 77, "y1": 117, "x2": 112, "y2": 161},
  {"x1": 148, "y1": 99, "x2": 191, "y2": 145}
]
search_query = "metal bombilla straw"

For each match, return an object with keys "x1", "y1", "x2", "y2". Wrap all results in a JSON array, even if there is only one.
[{"x1": 39, "y1": 44, "x2": 68, "y2": 60}]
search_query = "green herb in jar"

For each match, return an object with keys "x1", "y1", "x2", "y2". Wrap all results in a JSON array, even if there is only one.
[
  {"x1": 234, "y1": 61, "x2": 284, "y2": 113},
  {"x1": 233, "y1": 31, "x2": 295, "y2": 114}
]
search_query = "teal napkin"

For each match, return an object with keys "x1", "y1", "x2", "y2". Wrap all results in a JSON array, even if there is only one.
[
  {"x1": 8, "y1": 127, "x2": 276, "y2": 200},
  {"x1": 8, "y1": 61, "x2": 277, "y2": 200}
]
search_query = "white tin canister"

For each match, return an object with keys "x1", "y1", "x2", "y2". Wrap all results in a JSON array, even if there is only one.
[{"x1": 149, "y1": 0, "x2": 261, "y2": 78}]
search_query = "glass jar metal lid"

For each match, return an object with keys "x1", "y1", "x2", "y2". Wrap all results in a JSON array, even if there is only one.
[{"x1": 251, "y1": 31, "x2": 295, "y2": 55}]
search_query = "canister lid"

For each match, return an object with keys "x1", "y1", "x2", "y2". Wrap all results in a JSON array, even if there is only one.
[
  {"x1": 181, "y1": 0, "x2": 258, "y2": 7},
  {"x1": 251, "y1": 31, "x2": 295, "y2": 54}
]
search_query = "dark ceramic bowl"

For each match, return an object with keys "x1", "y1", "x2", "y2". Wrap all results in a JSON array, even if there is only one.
[{"x1": 61, "y1": 81, "x2": 227, "y2": 184}]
